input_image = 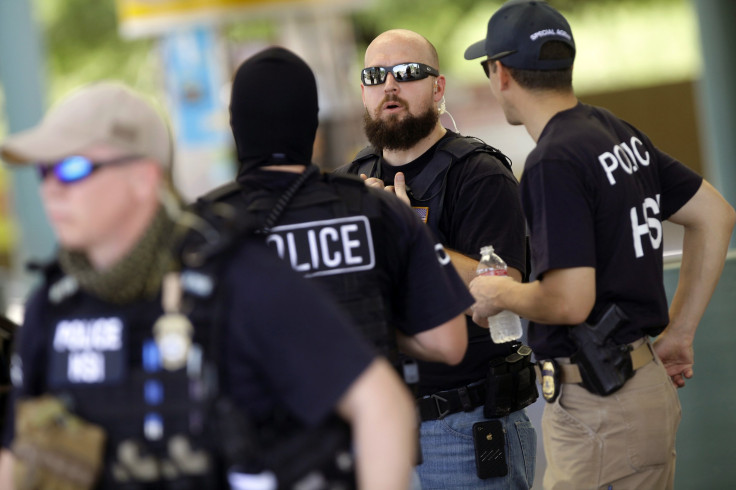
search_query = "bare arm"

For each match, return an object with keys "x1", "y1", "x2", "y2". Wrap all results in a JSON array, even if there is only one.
[
  {"x1": 653, "y1": 180, "x2": 735, "y2": 387},
  {"x1": 336, "y1": 358, "x2": 415, "y2": 490},
  {"x1": 449, "y1": 248, "x2": 522, "y2": 319},
  {"x1": 448, "y1": 249, "x2": 522, "y2": 286},
  {"x1": 0, "y1": 449, "x2": 14, "y2": 490},
  {"x1": 396, "y1": 313, "x2": 468, "y2": 365},
  {"x1": 470, "y1": 266, "x2": 596, "y2": 326}
]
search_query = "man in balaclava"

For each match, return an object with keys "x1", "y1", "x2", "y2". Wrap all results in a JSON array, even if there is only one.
[
  {"x1": 201, "y1": 45, "x2": 472, "y2": 463},
  {"x1": 230, "y1": 47, "x2": 319, "y2": 175}
]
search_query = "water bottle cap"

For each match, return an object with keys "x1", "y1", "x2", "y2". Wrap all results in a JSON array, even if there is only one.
[{"x1": 480, "y1": 245, "x2": 495, "y2": 256}]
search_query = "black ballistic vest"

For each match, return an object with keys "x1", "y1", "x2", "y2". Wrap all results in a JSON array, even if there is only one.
[
  {"x1": 36, "y1": 260, "x2": 223, "y2": 489},
  {"x1": 204, "y1": 173, "x2": 398, "y2": 366},
  {"x1": 340, "y1": 135, "x2": 512, "y2": 243}
]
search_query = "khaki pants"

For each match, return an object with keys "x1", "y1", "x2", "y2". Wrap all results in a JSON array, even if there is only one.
[{"x1": 541, "y1": 346, "x2": 681, "y2": 490}]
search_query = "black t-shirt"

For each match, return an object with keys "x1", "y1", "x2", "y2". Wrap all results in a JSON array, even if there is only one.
[
  {"x1": 3, "y1": 239, "x2": 375, "y2": 453},
  {"x1": 233, "y1": 169, "x2": 473, "y2": 340},
  {"x1": 374, "y1": 132, "x2": 527, "y2": 394},
  {"x1": 523, "y1": 103, "x2": 702, "y2": 358}
]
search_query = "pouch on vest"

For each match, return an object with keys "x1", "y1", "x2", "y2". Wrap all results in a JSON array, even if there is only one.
[
  {"x1": 483, "y1": 344, "x2": 538, "y2": 418},
  {"x1": 12, "y1": 395, "x2": 106, "y2": 490}
]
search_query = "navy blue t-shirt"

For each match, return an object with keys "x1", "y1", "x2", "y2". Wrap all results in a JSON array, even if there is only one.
[{"x1": 522, "y1": 103, "x2": 702, "y2": 358}]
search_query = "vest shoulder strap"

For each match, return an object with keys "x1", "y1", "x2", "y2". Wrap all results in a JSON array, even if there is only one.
[
  {"x1": 342, "y1": 146, "x2": 380, "y2": 177},
  {"x1": 439, "y1": 136, "x2": 512, "y2": 172}
]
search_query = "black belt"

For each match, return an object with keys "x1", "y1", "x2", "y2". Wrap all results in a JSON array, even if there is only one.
[{"x1": 417, "y1": 380, "x2": 486, "y2": 421}]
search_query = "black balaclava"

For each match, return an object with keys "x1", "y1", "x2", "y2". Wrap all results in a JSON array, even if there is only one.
[{"x1": 230, "y1": 46, "x2": 319, "y2": 175}]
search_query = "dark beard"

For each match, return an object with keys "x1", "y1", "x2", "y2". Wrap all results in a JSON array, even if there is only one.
[{"x1": 363, "y1": 100, "x2": 438, "y2": 151}]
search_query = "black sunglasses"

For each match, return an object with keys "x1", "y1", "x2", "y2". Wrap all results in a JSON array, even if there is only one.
[
  {"x1": 481, "y1": 60, "x2": 494, "y2": 78},
  {"x1": 37, "y1": 154, "x2": 143, "y2": 184},
  {"x1": 481, "y1": 51, "x2": 516, "y2": 78},
  {"x1": 361, "y1": 62, "x2": 439, "y2": 86}
]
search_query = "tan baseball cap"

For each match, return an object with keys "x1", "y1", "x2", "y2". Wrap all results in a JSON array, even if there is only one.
[{"x1": 0, "y1": 81, "x2": 172, "y2": 168}]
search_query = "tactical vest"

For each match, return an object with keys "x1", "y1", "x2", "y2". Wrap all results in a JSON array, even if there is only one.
[
  {"x1": 340, "y1": 135, "x2": 512, "y2": 243},
  {"x1": 29, "y1": 214, "x2": 356, "y2": 489},
  {"x1": 203, "y1": 172, "x2": 399, "y2": 366},
  {"x1": 33, "y1": 258, "x2": 224, "y2": 489}
]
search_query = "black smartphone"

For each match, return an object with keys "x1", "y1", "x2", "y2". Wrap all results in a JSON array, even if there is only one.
[{"x1": 472, "y1": 420, "x2": 508, "y2": 479}]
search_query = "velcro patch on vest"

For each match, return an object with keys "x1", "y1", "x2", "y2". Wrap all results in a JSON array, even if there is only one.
[
  {"x1": 48, "y1": 317, "x2": 126, "y2": 386},
  {"x1": 267, "y1": 216, "x2": 375, "y2": 278},
  {"x1": 413, "y1": 207, "x2": 429, "y2": 223}
]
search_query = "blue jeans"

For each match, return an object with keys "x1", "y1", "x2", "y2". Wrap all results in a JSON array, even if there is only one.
[{"x1": 416, "y1": 406, "x2": 536, "y2": 489}]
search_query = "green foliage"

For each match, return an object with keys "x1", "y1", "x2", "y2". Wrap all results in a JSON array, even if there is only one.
[{"x1": 33, "y1": 0, "x2": 156, "y2": 102}]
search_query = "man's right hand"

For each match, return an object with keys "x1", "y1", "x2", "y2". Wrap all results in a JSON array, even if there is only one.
[{"x1": 361, "y1": 172, "x2": 411, "y2": 207}]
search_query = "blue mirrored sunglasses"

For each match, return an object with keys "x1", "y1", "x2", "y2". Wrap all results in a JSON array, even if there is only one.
[
  {"x1": 37, "y1": 154, "x2": 142, "y2": 184},
  {"x1": 361, "y1": 62, "x2": 440, "y2": 86}
]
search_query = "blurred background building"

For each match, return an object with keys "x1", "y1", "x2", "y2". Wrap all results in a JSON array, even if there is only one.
[{"x1": 1, "y1": 1, "x2": 734, "y2": 488}]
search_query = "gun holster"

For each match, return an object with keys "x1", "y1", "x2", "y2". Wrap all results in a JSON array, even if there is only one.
[
  {"x1": 483, "y1": 344, "x2": 538, "y2": 418},
  {"x1": 569, "y1": 305, "x2": 633, "y2": 396}
]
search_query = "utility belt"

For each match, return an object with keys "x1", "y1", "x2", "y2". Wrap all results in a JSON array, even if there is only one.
[
  {"x1": 417, "y1": 344, "x2": 538, "y2": 421},
  {"x1": 536, "y1": 337, "x2": 654, "y2": 402}
]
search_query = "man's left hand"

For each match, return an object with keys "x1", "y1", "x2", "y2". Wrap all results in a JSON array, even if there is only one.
[{"x1": 652, "y1": 332, "x2": 695, "y2": 388}]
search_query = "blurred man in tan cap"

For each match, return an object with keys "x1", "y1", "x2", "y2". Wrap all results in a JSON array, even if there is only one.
[{"x1": 0, "y1": 81, "x2": 417, "y2": 490}]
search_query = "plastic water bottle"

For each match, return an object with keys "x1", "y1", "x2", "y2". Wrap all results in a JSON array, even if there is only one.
[{"x1": 476, "y1": 245, "x2": 523, "y2": 343}]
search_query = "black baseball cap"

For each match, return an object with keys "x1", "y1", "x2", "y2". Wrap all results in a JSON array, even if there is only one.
[{"x1": 464, "y1": 0, "x2": 575, "y2": 70}]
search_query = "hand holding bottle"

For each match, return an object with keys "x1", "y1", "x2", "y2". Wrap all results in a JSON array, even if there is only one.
[{"x1": 475, "y1": 245, "x2": 522, "y2": 343}]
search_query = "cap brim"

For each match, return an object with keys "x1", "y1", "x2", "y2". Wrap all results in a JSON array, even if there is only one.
[
  {"x1": 464, "y1": 40, "x2": 487, "y2": 60},
  {"x1": 0, "y1": 124, "x2": 92, "y2": 165}
]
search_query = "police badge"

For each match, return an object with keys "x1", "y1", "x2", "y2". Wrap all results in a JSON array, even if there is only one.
[
  {"x1": 153, "y1": 274, "x2": 194, "y2": 371},
  {"x1": 153, "y1": 314, "x2": 193, "y2": 371},
  {"x1": 540, "y1": 359, "x2": 561, "y2": 403}
]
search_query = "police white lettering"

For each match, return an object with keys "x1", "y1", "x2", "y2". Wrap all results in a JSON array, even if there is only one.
[
  {"x1": 598, "y1": 137, "x2": 651, "y2": 186},
  {"x1": 632, "y1": 137, "x2": 650, "y2": 166},
  {"x1": 267, "y1": 234, "x2": 285, "y2": 258},
  {"x1": 630, "y1": 194, "x2": 662, "y2": 258},
  {"x1": 341, "y1": 224, "x2": 363, "y2": 265},
  {"x1": 268, "y1": 217, "x2": 375, "y2": 277},
  {"x1": 320, "y1": 227, "x2": 341, "y2": 267},
  {"x1": 307, "y1": 229, "x2": 320, "y2": 268},
  {"x1": 613, "y1": 144, "x2": 635, "y2": 175},
  {"x1": 53, "y1": 318, "x2": 123, "y2": 352},
  {"x1": 599, "y1": 152, "x2": 619, "y2": 185},
  {"x1": 67, "y1": 351, "x2": 105, "y2": 383},
  {"x1": 287, "y1": 232, "x2": 310, "y2": 272}
]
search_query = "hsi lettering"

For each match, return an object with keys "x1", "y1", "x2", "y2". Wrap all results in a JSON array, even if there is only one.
[
  {"x1": 630, "y1": 194, "x2": 662, "y2": 258},
  {"x1": 50, "y1": 316, "x2": 124, "y2": 385},
  {"x1": 598, "y1": 136, "x2": 650, "y2": 185},
  {"x1": 68, "y1": 351, "x2": 105, "y2": 383}
]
